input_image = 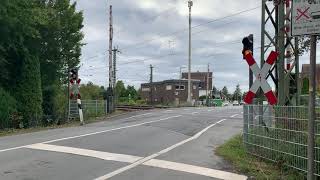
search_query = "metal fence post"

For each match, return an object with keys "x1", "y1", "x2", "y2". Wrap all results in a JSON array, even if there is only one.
[{"x1": 308, "y1": 35, "x2": 317, "y2": 180}]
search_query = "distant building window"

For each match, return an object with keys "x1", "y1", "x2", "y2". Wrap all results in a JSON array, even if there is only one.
[
  {"x1": 193, "y1": 85, "x2": 196, "y2": 90},
  {"x1": 166, "y1": 85, "x2": 172, "y2": 90},
  {"x1": 175, "y1": 85, "x2": 185, "y2": 90},
  {"x1": 142, "y1": 88, "x2": 150, "y2": 92}
]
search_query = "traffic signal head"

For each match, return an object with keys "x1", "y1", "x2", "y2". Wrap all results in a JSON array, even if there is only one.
[{"x1": 242, "y1": 35, "x2": 253, "y2": 59}]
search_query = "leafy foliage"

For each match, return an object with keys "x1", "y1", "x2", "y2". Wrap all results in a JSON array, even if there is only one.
[
  {"x1": 115, "y1": 81, "x2": 126, "y2": 98},
  {"x1": 80, "y1": 82, "x2": 105, "y2": 100},
  {"x1": 0, "y1": 88, "x2": 17, "y2": 129},
  {"x1": 298, "y1": 36, "x2": 320, "y2": 55},
  {"x1": 232, "y1": 84, "x2": 242, "y2": 102},
  {"x1": 0, "y1": 0, "x2": 84, "y2": 127},
  {"x1": 221, "y1": 86, "x2": 231, "y2": 100}
]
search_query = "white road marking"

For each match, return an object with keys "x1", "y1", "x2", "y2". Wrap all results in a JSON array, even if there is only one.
[
  {"x1": 26, "y1": 143, "x2": 141, "y2": 163},
  {"x1": 191, "y1": 112, "x2": 199, "y2": 115},
  {"x1": 230, "y1": 114, "x2": 238, "y2": 118},
  {"x1": 207, "y1": 109, "x2": 213, "y2": 112},
  {"x1": 145, "y1": 159, "x2": 247, "y2": 180},
  {"x1": 94, "y1": 119, "x2": 227, "y2": 180},
  {"x1": 183, "y1": 109, "x2": 189, "y2": 111},
  {"x1": 0, "y1": 115, "x2": 182, "y2": 153},
  {"x1": 165, "y1": 110, "x2": 173, "y2": 112},
  {"x1": 25, "y1": 142, "x2": 246, "y2": 180},
  {"x1": 122, "y1": 113, "x2": 152, "y2": 120},
  {"x1": 0, "y1": 146, "x2": 27, "y2": 153}
]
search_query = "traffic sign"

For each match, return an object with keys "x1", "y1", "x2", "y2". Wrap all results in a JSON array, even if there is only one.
[
  {"x1": 292, "y1": 0, "x2": 320, "y2": 36},
  {"x1": 244, "y1": 51, "x2": 279, "y2": 105}
]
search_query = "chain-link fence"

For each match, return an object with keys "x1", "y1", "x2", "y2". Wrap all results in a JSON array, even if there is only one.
[{"x1": 243, "y1": 105, "x2": 320, "y2": 177}]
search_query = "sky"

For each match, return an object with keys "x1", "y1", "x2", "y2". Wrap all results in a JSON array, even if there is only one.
[{"x1": 74, "y1": 0, "x2": 319, "y2": 92}]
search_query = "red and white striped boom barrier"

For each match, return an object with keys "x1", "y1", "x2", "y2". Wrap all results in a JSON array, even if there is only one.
[{"x1": 244, "y1": 51, "x2": 279, "y2": 105}]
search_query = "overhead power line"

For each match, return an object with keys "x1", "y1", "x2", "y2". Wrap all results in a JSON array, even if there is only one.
[
  {"x1": 114, "y1": 7, "x2": 177, "y2": 35},
  {"x1": 121, "y1": 5, "x2": 261, "y2": 51}
]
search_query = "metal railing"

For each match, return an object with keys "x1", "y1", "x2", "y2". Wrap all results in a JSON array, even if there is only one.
[
  {"x1": 69, "y1": 100, "x2": 106, "y2": 120},
  {"x1": 243, "y1": 105, "x2": 320, "y2": 177}
]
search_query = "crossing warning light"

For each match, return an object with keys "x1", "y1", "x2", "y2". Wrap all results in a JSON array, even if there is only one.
[{"x1": 242, "y1": 34, "x2": 253, "y2": 59}]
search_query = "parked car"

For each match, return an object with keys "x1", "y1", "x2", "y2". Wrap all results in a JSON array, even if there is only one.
[{"x1": 232, "y1": 101, "x2": 240, "y2": 106}]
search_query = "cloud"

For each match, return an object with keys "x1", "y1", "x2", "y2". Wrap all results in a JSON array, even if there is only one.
[{"x1": 75, "y1": 0, "x2": 318, "y2": 93}]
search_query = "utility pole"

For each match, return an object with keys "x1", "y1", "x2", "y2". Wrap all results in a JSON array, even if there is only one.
[
  {"x1": 206, "y1": 63, "x2": 210, "y2": 106},
  {"x1": 187, "y1": 0, "x2": 193, "y2": 105},
  {"x1": 112, "y1": 47, "x2": 120, "y2": 88},
  {"x1": 107, "y1": 5, "x2": 114, "y2": 113},
  {"x1": 150, "y1": 65, "x2": 154, "y2": 105},
  {"x1": 308, "y1": 35, "x2": 317, "y2": 180},
  {"x1": 108, "y1": 5, "x2": 113, "y2": 90}
]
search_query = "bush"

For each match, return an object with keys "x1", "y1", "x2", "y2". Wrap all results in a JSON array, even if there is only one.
[{"x1": 0, "y1": 88, "x2": 17, "y2": 129}]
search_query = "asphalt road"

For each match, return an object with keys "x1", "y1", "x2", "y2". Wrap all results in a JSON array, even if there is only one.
[{"x1": 0, "y1": 106, "x2": 246, "y2": 180}]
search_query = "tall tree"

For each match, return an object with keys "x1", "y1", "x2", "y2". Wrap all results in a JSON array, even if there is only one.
[
  {"x1": 125, "y1": 85, "x2": 138, "y2": 100},
  {"x1": 212, "y1": 86, "x2": 218, "y2": 94},
  {"x1": 232, "y1": 84, "x2": 242, "y2": 102},
  {"x1": 0, "y1": 0, "x2": 47, "y2": 126},
  {"x1": 221, "y1": 86, "x2": 230, "y2": 100},
  {"x1": 115, "y1": 81, "x2": 126, "y2": 98},
  {"x1": 39, "y1": 0, "x2": 84, "y2": 116},
  {"x1": 80, "y1": 82, "x2": 105, "y2": 100}
]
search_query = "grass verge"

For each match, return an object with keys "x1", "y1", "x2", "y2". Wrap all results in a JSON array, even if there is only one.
[
  {"x1": 216, "y1": 135, "x2": 305, "y2": 180},
  {"x1": 0, "y1": 111, "x2": 127, "y2": 138}
]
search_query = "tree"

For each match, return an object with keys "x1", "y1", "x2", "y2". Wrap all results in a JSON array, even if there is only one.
[
  {"x1": 39, "y1": 0, "x2": 84, "y2": 116},
  {"x1": 221, "y1": 86, "x2": 230, "y2": 100},
  {"x1": 298, "y1": 36, "x2": 320, "y2": 55},
  {"x1": 232, "y1": 84, "x2": 242, "y2": 102},
  {"x1": 115, "y1": 81, "x2": 126, "y2": 98},
  {"x1": 0, "y1": 0, "x2": 47, "y2": 126},
  {"x1": 212, "y1": 86, "x2": 218, "y2": 95},
  {"x1": 0, "y1": 0, "x2": 84, "y2": 125},
  {"x1": 80, "y1": 82, "x2": 105, "y2": 100},
  {"x1": 125, "y1": 85, "x2": 138, "y2": 100}
]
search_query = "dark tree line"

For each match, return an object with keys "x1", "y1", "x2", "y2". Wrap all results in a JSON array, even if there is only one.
[{"x1": 0, "y1": 0, "x2": 84, "y2": 127}]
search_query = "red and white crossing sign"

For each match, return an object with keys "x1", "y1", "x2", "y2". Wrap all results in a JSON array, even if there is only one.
[
  {"x1": 70, "y1": 78, "x2": 81, "y2": 99},
  {"x1": 244, "y1": 51, "x2": 279, "y2": 105}
]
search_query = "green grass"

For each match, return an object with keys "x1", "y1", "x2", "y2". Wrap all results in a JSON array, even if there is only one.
[{"x1": 216, "y1": 135, "x2": 305, "y2": 180}]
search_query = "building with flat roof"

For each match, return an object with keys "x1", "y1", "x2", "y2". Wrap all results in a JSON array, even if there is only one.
[
  {"x1": 181, "y1": 71, "x2": 212, "y2": 97},
  {"x1": 140, "y1": 79, "x2": 200, "y2": 105}
]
